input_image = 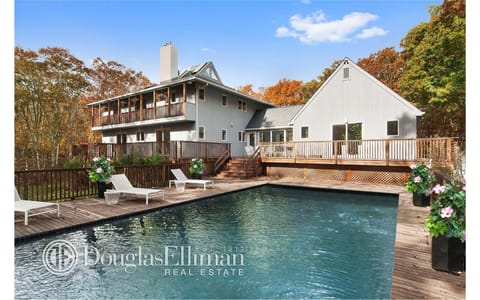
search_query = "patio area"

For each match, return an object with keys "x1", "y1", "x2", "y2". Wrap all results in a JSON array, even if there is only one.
[{"x1": 14, "y1": 177, "x2": 465, "y2": 299}]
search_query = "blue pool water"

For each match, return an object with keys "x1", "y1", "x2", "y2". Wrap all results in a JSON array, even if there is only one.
[{"x1": 15, "y1": 185, "x2": 398, "y2": 299}]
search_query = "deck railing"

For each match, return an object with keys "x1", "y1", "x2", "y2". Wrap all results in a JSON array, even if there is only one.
[
  {"x1": 259, "y1": 138, "x2": 458, "y2": 168},
  {"x1": 88, "y1": 141, "x2": 230, "y2": 162}
]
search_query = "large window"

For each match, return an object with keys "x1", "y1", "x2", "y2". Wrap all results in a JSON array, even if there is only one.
[
  {"x1": 238, "y1": 131, "x2": 245, "y2": 142},
  {"x1": 259, "y1": 131, "x2": 270, "y2": 143},
  {"x1": 387, "y1": 120, "x2": 399, "y2": 136},
  {"x1": 301, "y1": 126, "x2": 309, "y2": 139}
]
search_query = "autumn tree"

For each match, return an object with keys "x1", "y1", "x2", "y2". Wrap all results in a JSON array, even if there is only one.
[
  {"x1": 236, "y1": 84, "x2": 263, "y2": 99},
  {"x1": 86, "y1": 57, "x2": 152, "y2": 101},
  {"x1": 262, "y1": 78, "x2": 303, "y2": 106},
  {"x1": 15, "y1": 47, "x2": 91, "y2": 168},
  {"x1": 300, "y1": 60, "x2": 342, "y2": 102},
  {"x1": 398, "y1": 0, "x2": 465, "y2": 144},
  {"x1": 357, "y1": 47, "x2": 405, "y2": 93}
]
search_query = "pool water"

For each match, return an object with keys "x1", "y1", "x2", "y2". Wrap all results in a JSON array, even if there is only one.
[{"x1": 15, "y1": 185, "x2": 398, "y2": 299}]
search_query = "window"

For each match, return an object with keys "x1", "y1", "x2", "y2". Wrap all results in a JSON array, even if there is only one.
[
  {"x1": 136, "y1": 131, "x2": 145, "y2": 141},
  {"x1": 238, "y1": 131, "x2": 245, "y2": 142},
  {"x1": 387, "y1": 120, "x2": 399, "y2": 136},
  {"x1": 259, "y1": 131, "x2": 270, "y2": 143},
  {"x1": 199, "y1": 88, "x2": 205, "y2": 101},
  {"x1": 238, "y1": 100, "x2": 247, "y2": 111},
  {"x1": 343, "y1": 67, "x2": 350, "y2": 79},
  {"x1": 198, "y1": 126, "x2": 205, "y2": 139},
  {"x1": 301, "y1": 126, "x2": 309, "y2": 139},
  {"x1": 222, "y1": 95, "x2": 227, "y2": 107},
  {"x1": 221, "y1": 129, "x2": 227, "y2": 141},
  {"x1": 117, "y1": 133, "x2": 127, "y2": 144}
]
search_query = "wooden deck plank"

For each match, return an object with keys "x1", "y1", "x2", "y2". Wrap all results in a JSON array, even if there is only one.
[{"x1": 14, "y1": 178, "x2": 465, "y2": 298}]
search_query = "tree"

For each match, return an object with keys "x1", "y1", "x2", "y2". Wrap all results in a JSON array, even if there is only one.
[
  {"x1": 262, "y1": 78, "x2": 303, "y2": 106},
  {"x1": 236, "y1": 84, "x2": 263, "y2": 99},
  {"x1": 357, "y1": 47, "x2": 405, "y2": 93},
  {"x1": 86, "y1": 57, "x2": 152, "y2": 101},
  {"x1": 398, "y1": 0, "x2": 465, "y2": 144}
]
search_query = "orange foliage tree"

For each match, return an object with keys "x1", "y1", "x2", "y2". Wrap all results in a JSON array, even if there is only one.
[{"x1": 262, "y1": 79, "x2": 303, "y2": 106}]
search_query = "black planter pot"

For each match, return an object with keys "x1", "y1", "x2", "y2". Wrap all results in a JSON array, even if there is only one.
[
  {"x1": 432, "y1": 236, "x2": 465, "y2": 273},
  {"x1": 97, "y1": 182, "x2": 113, "y2": 199},
  {"x1": 413, "y1": 192, "x2": 430, "y2": 207},
  {"x1": 191, "y1": 173, "x2": 202, "y2": 179}
]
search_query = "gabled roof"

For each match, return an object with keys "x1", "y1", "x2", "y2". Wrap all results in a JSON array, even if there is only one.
[
  {"x1": 246, "y1": 105, "x2": 303, "y2": 130},
  {"x1": 290, "y1": 57, "x2": 423, "y2": 123},
  {"x1": 88, "y1": 61, "x2": 272, "y2": 107},
  {"x1": 178, "y1": 61, "x2": 222, "y2": 84}
]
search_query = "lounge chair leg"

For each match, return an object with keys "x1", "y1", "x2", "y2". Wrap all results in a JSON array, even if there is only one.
[
  {"x1": 24, "y1": 212, "x2": 28, "y2": 225},
  {"x1": 57, "y1": 204, "x2": 60, "y2": 217}
]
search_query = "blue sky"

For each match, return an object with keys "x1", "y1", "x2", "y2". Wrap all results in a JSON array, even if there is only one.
[{"x1": 14, "y1": 0, "x2": 441, "y2": 89}]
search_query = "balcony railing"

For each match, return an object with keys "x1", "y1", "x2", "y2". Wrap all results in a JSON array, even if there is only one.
[
  {"x1": 92, "y1": 103, "x2": 191, "y2": 127},
  {"x1": 259, "y1": 138, "x2": 458, "y2": 168}
]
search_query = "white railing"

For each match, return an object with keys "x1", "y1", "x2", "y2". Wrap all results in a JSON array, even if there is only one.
[{"x1": 259, "y1": 138, "x2": 457, "y2": 166}]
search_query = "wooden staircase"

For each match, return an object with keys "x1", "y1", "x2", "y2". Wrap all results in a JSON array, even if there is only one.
[{"x1": 216, "y1": 157, "x2": 262, "y2": 179}]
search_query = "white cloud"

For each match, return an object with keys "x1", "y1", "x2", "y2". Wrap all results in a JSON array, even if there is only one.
[
  {"x1": 276, "y1": 10, "x2": 387, "y2": 44},
  {"x1": 356, "y1": 26, "x2": 388, "y2": 39}
]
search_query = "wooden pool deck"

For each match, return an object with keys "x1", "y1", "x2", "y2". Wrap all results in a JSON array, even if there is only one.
[{"x1": 14, "y1": 178, "x2": 465, "y2": 299}]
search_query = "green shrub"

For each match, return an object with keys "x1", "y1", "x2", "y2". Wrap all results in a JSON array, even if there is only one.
[
  {"x1": 63, "y1": 157, "x2": 85, "y2": 169},
  {"x1": 147, "y1": 153, "x2": 165, "y2": 165}
]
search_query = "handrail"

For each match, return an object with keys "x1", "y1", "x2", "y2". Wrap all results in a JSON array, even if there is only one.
[{"x1": 214, "y1": 149, "x2": 231, "y2": 173}]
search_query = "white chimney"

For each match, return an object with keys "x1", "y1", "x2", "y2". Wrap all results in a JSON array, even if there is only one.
[{"x1": 160, "y1": 42, "x2": 178, "y2": 82}]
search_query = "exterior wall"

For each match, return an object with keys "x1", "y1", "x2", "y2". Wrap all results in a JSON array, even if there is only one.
[
  {"x1": 196, "y1": 86, "x2": 271, "y2": 156},
  {"x1": 293, "y1": 62, "x2": 419, "y2": 141}
]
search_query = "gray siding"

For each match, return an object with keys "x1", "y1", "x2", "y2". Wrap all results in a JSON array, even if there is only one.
[
  {"x1": 292, "y1": 60, "x2": 422, "y2": 141},
  {"x1": 197, "y1": 86, "x2": 270, "y2": 156}
]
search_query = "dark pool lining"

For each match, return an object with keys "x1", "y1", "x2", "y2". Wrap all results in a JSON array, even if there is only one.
[{"x1": 15, "y1": 182, "x2": 399, "y2": 245}]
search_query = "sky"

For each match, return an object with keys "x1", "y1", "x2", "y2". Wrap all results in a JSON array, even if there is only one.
[{"x1": 14, "y1": 0, "x2": 442, "y2": 90}]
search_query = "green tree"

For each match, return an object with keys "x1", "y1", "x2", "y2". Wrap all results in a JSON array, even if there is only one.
[{"x1": 398, "y1": 0, "x2": 465, "y2": 144}]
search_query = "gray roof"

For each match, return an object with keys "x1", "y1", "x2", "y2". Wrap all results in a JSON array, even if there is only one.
[{"x1": 246, "y1": 105, "x2": 303, "y2": 130}]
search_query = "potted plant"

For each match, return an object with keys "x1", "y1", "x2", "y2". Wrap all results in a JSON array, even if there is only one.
[
  {"x1": 425, "y1": 181, "x2": 465, "y2": 273},
  {"x1": 88, "y1": 156, "x2": 115, "y2": 198},
  {"x1": 406, "y1": 162, "x2": 436, "y2": 206},
  {"x1": 189, "y1": 158, "x2": 205, "y2": 179}
]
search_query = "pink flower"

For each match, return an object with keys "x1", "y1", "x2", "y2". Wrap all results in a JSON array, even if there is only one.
[
  {"x1": 413, "y1": 176, "x2": 422, "y2": 183},
  {"x1": 432, "y1": 184, "x2": 446, "y2": 194},
  {"x1": 409, "y1": 164, "x2": 417, "y2": 170},
  {"x1": 96, "y1": 167, "x2": 103, "y2": 174},
  {"x1": 440, "y1": 206, "x2": 454, "y2": 218},
  {"x1": 462, "y1": 185, "x2": 466, "y2": 192},
  {"x1": 93, "y1": 157, "x2": 100, "y2": 162}
]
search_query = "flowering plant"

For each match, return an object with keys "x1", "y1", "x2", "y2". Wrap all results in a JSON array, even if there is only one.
[
  {"x1": 405, "y1": 162, "x2": 436, "y2": 194},
  {"x1": 425, "y1": 181, "x2": 465, "y2": 242},
  {"x1": 189, "y1": 158, "x2": 204, "y2": 175},
  {"x1": 88, "y1": 156, "x2": 115, "y2": 183}
]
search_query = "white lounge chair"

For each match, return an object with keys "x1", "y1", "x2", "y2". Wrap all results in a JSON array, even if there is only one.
[
  {"x1": 14, "y1": 187, "x2": 60, "y2": 225},
  {"x1": 169, "y1": 169, "x2": 213, "y2": 190},
  {"x1": 110, "y1": 174, "x2": 165, "y2": 205}
]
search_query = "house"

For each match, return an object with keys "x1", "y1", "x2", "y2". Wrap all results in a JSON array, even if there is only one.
[
  {"x1": 246, "y1": 58, "x2": 423, "y2": 149},
  {"x1": 88, "y1": 42, "x2": 274, "y2": 158}
]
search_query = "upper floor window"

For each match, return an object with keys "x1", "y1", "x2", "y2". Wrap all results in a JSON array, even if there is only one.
[
  {"x1": 387, "y1": 120, "x2": 399, "y2": 136},
  {"x1": 136, "y1": 131, "x2": 145, "y2": 141},
  {"x1": 199, "y1": 88, "x2": 205, "y2": 101},
  {"x1": 222, "y1": 95, "x2": 228, "y2": 107},
  {"x1": 343, "y1": 67, "x2": 350, "y2": 79},
  {"x1": 238, "y1": 100, "x2": 247, "y2": 112}
]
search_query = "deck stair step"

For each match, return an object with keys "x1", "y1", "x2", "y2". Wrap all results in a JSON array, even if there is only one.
[{"x1": 215, "y1": 157, "x2": 262, "y2": 179}]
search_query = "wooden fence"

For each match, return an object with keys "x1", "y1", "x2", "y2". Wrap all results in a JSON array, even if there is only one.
[{"x1": 14, "y1": 160, "x2": 216, "y2": 202}]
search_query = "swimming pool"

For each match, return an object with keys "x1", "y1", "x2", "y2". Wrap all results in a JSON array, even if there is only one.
[{"x1": 15, "y1": 185, "x2": 399, "y2": 299}]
